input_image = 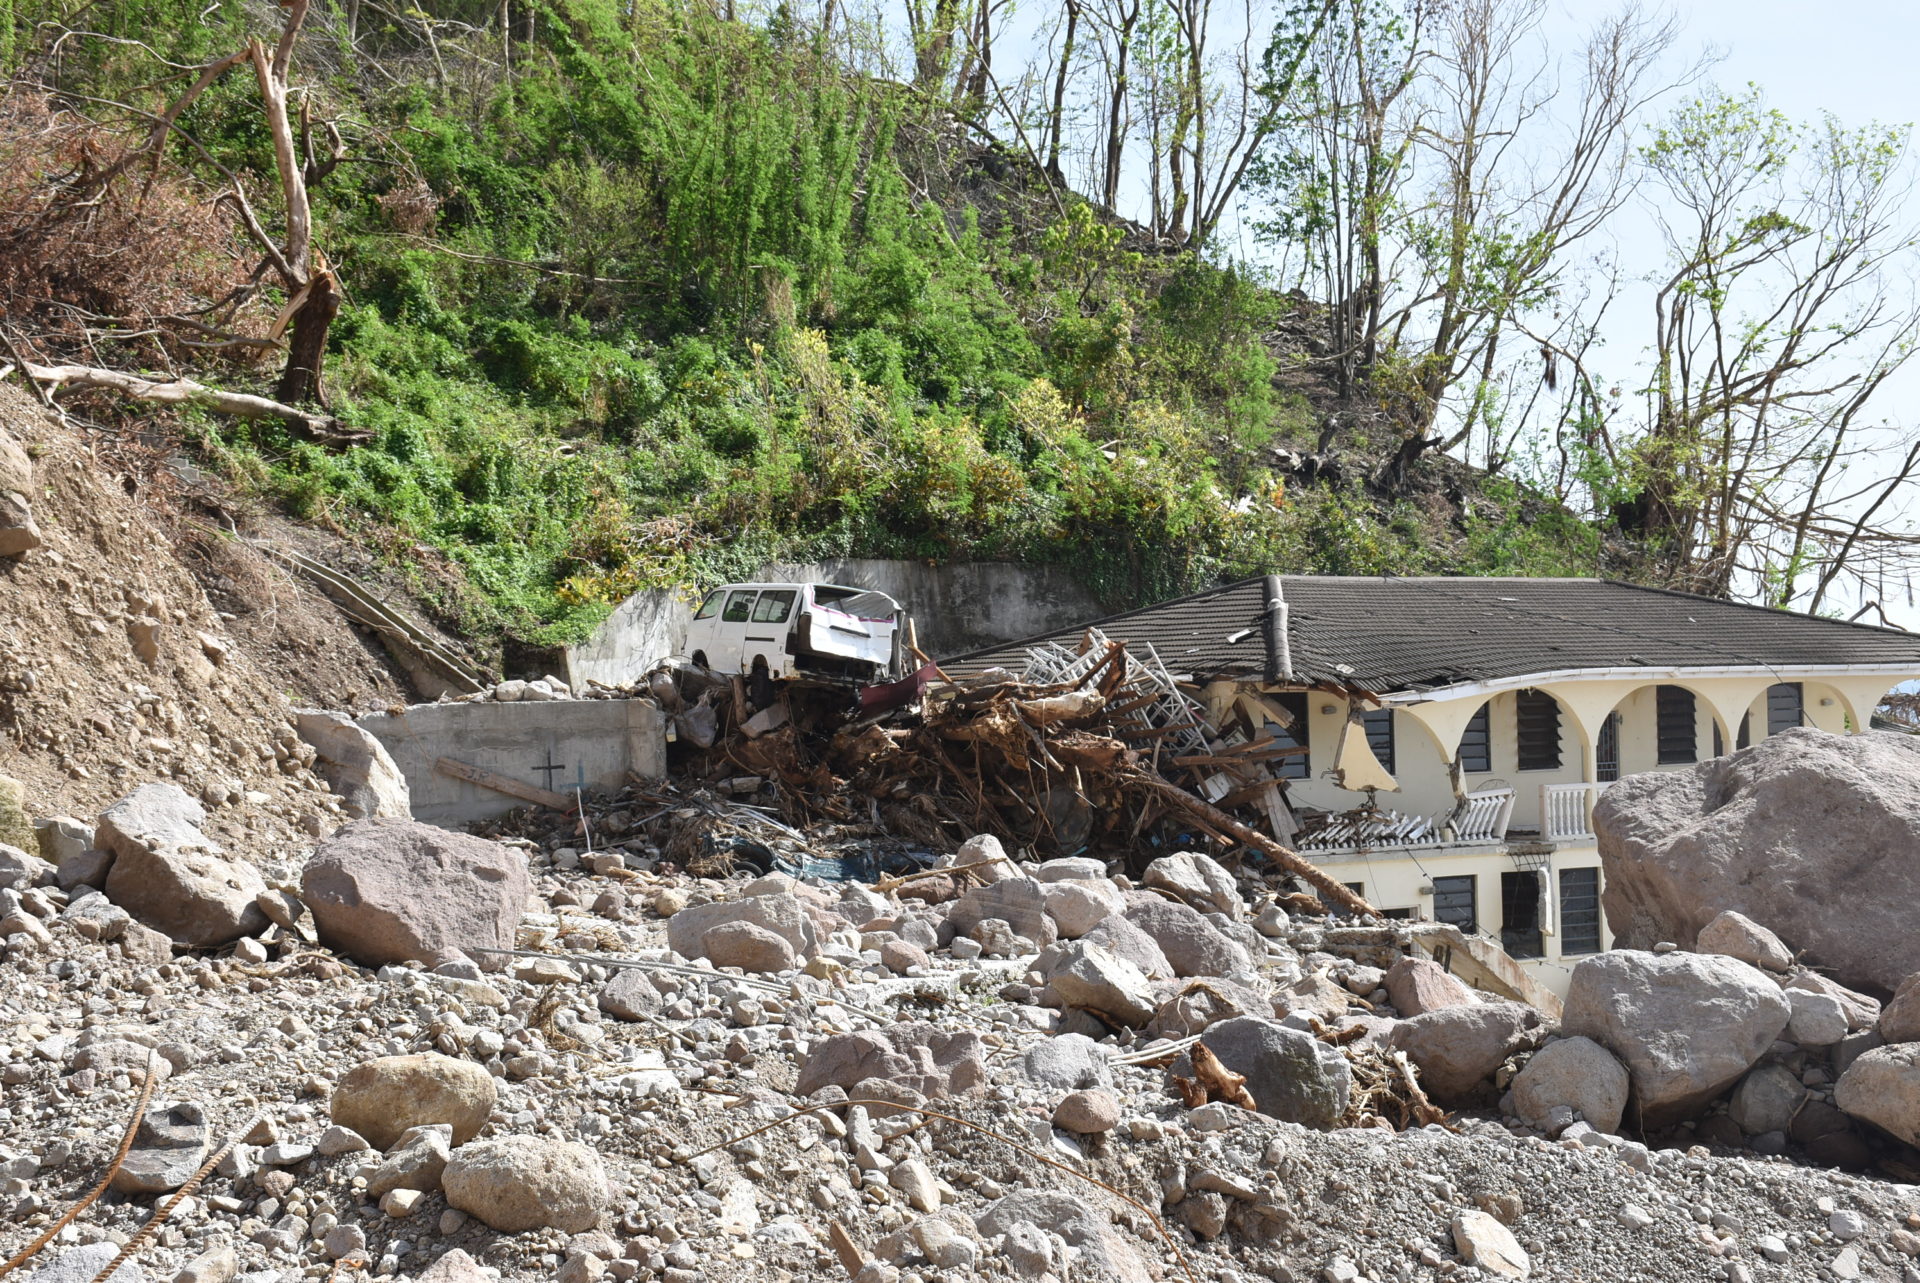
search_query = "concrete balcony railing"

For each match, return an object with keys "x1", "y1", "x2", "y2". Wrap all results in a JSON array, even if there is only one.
[{"x1": 1540, "y1": 781, "x2": 1611, "y2": 841}]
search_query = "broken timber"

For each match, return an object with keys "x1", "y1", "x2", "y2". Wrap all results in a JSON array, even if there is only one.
[{"x1": 433, "y1": 756, "x2": 574, "y2": 812}]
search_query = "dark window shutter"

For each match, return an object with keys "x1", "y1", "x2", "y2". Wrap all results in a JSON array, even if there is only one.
[
  {"x1": 1457, "y1": 703, "x2": 1492, "y2": 773},
  {"x1": 1362, "y1": 708, "x2": 1395, "y2": 775},
  {"x1": 1559, "y1": 867, "x2": 1602, "y2": 955},
  {"x1": 1656, "y1": 685, "x2": 1697, "y2": 764},
  {"x1": 1432, "y1": 875, "x2": 1477, "y2": 933},
  {"x1": 1596, "y1": 711, "x2": 1621, "y2": 782},
  {"x1": 1767, "y1": 682, "x2": 1804, "y2": 736},
  {"x1": 1515, "y1": 690, "x2": 1561, "y2": 771}
]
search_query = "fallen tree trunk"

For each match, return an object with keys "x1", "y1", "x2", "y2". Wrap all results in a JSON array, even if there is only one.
[
  {"x1": 1129, "y1": 771, "x2": 1379, "y2": 918},
  {"x1": 8, "y1": 361, "x2": 367, "y2": 443}
]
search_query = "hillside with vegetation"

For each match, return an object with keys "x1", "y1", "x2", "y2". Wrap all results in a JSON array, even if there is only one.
[{"x1": 1, "y1": 0, "x2": 1913, "y2": 662}]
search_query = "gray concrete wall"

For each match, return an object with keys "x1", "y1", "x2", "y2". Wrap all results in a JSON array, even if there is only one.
[
  {"x1": 563, "y1": 588, "x2": 692, "y2": 690},
  {"x1": 558, "y1": 559, "x2": 1109, "y2": 685},
  {"x1": 763, "y1": 559, "x2": 1107, "y2": 659},
  {"x1": 359, "y1": 699, "x2": 666, "y2": 829}
]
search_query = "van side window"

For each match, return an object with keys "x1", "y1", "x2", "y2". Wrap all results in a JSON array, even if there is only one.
[
  {"x1": 693, "y1": 591, "x2": 724, "y2": 620},
  {"x1": 752, "y1": 590, "x2": 796, "y2": 623},
  {"x1": 722, "y1": 590, "x2": 758, "y2": 623}
]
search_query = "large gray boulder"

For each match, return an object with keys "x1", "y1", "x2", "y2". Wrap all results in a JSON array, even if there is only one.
[
  {"x1": 99, "y1": 784, "x2": 266, "y2": 946},
  {"x1": 294, "y1": 710, "x2": 411, "y2": 820},
  {"x1": 1387, "y1": 1001, "x2": 1550, "y2": 1104},
  {"x1": 666, "y1": 892, "x2": 819, "y2": 965},
  {"x1": 795, "y1": 1023, "x2": 987, "y2": 1100},
  {"x1": 1562, "y1": 950, "x2": 1790, "y2": 1127},
  {"x1": 946, "y1": 878, "x2": 1058, "y2": 949},
  {"x1": 1142, "y1": 852, "x2": 1242, "y2": 919},
  {"x1": 1835, "y1": 1043, "x2": 1920, "y2": 1147},
  {"x1": 1511, "y1": 1036, "x2": 1630, "y2": 1134},
  {"x1": 1123, "y1": 896, "x2": 1250, "y2": 978},
  {"x1": 301, "y1": 819, "x2": 529, "y2": 968},
  {"x1": 1077, "y1": 913, "x2": 1173, "y2": 980},
  {"x1": 1594, "y1": 729, "x2": 1920, "y2": 993},
  {"x1": 1199, "y1": 1016, "x2": 1350, "y2": 1128},
  {"x1": 1044, "y1": 941, "x2": 1158, "y2": 1027}
]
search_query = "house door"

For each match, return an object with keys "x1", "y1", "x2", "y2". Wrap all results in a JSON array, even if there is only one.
[
  {"x1": 1596, "y1": 711, "x2": 1621, "y2": 782},
  {"x1": 1500, "y1": 870, "x2": 1544, "y2": 958}
]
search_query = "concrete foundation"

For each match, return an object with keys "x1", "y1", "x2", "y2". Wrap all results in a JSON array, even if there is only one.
[{"x1": 359, "y1": 699, "x2": 667, "y2": 829}]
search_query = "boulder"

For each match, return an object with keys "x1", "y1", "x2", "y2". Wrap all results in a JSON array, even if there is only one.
[
  {"x1": 702, "y1": 920, "x2": 796, "y2": 972},
  {"x1": 443, "y1": 1136, "x2": 608, "y2": 1233},
  {"x1": 1729, "y1": 1063, "x2": 1807, "y2": 1137},
  {"x1": 1786, "y1": 988, "x2": 1848, "y2": 1048},
  {"x1": 1594, "y1": 729, "x2": 1920, "y2": 992},
  {"x1": 1142, "y1": 852, "x2": 1242, "y2": 918},
  {"x1": 1020, "y1": 1034, "x2": 1112, "y2": 1091},
  {"x1": 1562, "y1": 950, "x2": 1790, "y2": 1127},
  {"x1": 0, "y1": 843, "x2": 54, "y2": 890},
  {"x1": 946, "y1": 878, "x2": 1058, "y2": 950},
  {"x1": 365, "y1": 1124, "x2": 452, "y2": 1198},
  {"x1": 796, "y1": 1023, "x2": 987, "y2": 1100},
  {"x1": 1695, "y1": 910, "x2": 1793, "y2": 973},
  {"x1": 301, "y1": 819, "x2": 529, "y2": 968},
  {"x1": 1784, "y1": 970, "x2": 1880, "y2": 1032},
  {"x1": 1384, "y1": 957, "x2": 1477, "y2": 1016},
  {"x1": 33, "y1": 817, "x2": 93, "y2": 867},
  {"x1": 1388, "y1": 1001, "x2": 1550, "y2": 1105},
  {"x1": 330, "y1": 1053, "x2": 497, "y2": 1151},
  {"x1": 1148, "y1": 977, "x2": 1272, "y2": 1039},
  {"x1": 1041, "y1": 879, "x2": 1123, "y2": 938},
  {"x1": 293, "y1": 710, "x2": 412, "y2": 820},
  {"x1": 947, "y1": 832, "x2": 1017, "y2": 882},
  {"x1": 976, "y1": 1191, "x2": 1151, "y2": 1283},
  {"x1": 666, "y1": 891, "x2": 819, "y2": 965},
  {"x1": 1034, "y1": 857, "x2": 1107, "y2": 883},
  {"x1": 1044, "y1": 941, "x2": 1158, "y2": 1028},
  {"x1": 99, "y1": 784, "x2": 265, "y2": 946},
  {"x1": 1510, "y1": 1036, "x2": 1630, "y2": 1134},
  {"x1": 1053, "y1": 1089, "x2": 1121, "y2": 1134},
  {"x1": 1199, "y1": 1016, "x2": 1351, "y2": 1128},
  {"x1": 1077, "y1": 914, "x2": 1173, "y2": 980},
  {"x1": 1123, "y1": 896, "x2": 1249, "y2": 978},
  {"x1": 1879, "y1": 974, "x2": 1920, "y2": 1044},
  {"x1": 1835, "y1": 1043, "x2": 1920, "y2": 1147}
]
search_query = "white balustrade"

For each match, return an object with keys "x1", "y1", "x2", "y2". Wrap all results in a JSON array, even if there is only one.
[
  {"x1": 1453, "y1": 787, "x2": 1516, "y2": 843},
  {"x1": 1541, "y1": 781, "x2": 1609, "y2": 840}
]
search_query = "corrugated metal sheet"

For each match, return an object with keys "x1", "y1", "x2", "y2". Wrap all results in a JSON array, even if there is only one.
[{"x1": 939, "y1": 575, "x2": 1920, "y2": 692}]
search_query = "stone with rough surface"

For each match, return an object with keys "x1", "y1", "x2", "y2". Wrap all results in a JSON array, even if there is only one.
[
  {"x1": 1142, "y1": 852, "x2": 1242, "y2": 919},
  {"x1": 702, "y1": 920, "x2": 796, "y2": 972},
  {"x1": 1594, "y1": 729, "x2": 1920, "y2": 992},
  {"x1": 1879, "y1": 973, "x2": 1920, "y2": 1044},
  {"x1": 1511, "y1": 1036, "x2": 1630, "y2": 1134},
  {"x1": 1199, "y1": 1016, "x2": 1350, "y2": 1128},
  {"x1": 667, "y1": 892, "x2": 819, "y2": 965},
  {"x1": 99, "y1": 784, "x2": 265, "y2": 946},
  {"x1": 0, "y1": 842, "x2": 54, "y2": 890},
  {"x1": 1053, "y1": 1088, "x2": 1121, "y2": 1134},
  {"x1": 1786, "y1": 987, "x2": 1849, "y2": 1047},
  {"x1": 1384, "y1": 956, "x2": 1477, "y2": 1016},
  {"x1": 1562, "y1": 950, "x2": 1789, "y2": 1127},
  {"x1": 1785, "y1": 969, "x2": 1880, "y2": 1032},
  {"x1": 1453, "y1": 1210, "x2": 1531, "y2": 1279},
  {"x1": 0, "y1": 775, "x2": 34, "y2": 851},
  {"x1": 1696, "y1": 910, "x2": 1793, "y2": 972},
  {"x1": 1123, "y1": 896, "x2": 1249, "y2": 978},
  {"x1": 1076, "y1": 913, "x2": 1173, "y2": 980},
  {"x1": 112, "y1": 1103, "x2": 208, "y2": 1195},
  {"x1": 1836, "y1": 1043, "x2": 1920, "y2": 1146},
  {"x1": 443, "y1": 1136, "x2": 608, "y2": 1233},
  {"x1": 1020, "y1": 1033, "x2": 1112, "y2": 1091},
  {"x1": 294, "y1": 710, "x2": 412, "y2": 820},
  {"x1": 1041, "y1": 879, "x2": 1124, "y2": 938},
  {"x1": 1044, "y1": 941, "x2": 1157, "y2": 1027},
  {"x1": 1388, "y1": 1001, "x2": 1550, "y2": 1104},
  {"x1": 796, "y1": 1023, "x2": 987, "y2": 1100},
  {"x1": 302, "y1": 819, "x2": 528, "y2": 968},
  {"x1": 366, "y1": 1123, "x2": 452, "y2": 1198},
  {"x1": 946, "y1": 878, "x2": 1058, "y2": 950},
  {"x1": 330, "y1": 1053, "x2": 497, "y2": 1152},
  {"x1": 19, "y1": 1243, "x2": 142, "y2": 1283},
  {"x1": 976, "y1": 1191, "x2": 1151, "y2": 1283},
  {"x1": 414, "y1": 1251, "x2": 490, "y2": 1283},
  {"x1": 1730, "y1": 1063, "x2": 1807, "y2": 1136}
]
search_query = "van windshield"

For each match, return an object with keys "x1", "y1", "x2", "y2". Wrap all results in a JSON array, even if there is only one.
[{"x1": 752, "y1": 590, "x2": 796, "y2": 623}]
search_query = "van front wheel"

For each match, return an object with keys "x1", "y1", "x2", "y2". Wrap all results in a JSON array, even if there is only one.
[{"x1": 749, "y1": 657, "x2": 776, "y2": 709}]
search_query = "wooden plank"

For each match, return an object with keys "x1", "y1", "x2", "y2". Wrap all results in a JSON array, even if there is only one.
[
  {"x1": 828, "y1": 1222, "x2": 866, "y2": 1279},
  {"x1": 1172, "y1": 746, "x2": 1308, "y2": 767},
  {"x1": 434, "y1": 757, "x2": 574, "y2": 811}
]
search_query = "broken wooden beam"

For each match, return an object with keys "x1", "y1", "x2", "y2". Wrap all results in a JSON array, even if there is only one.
[{"x1": 433, "y1": 756, "x2": 574, "y2": 811}]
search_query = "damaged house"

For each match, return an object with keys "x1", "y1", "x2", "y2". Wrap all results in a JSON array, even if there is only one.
[{"x1": 945, "y1": 575, "x2": 1920, "y2": 996}]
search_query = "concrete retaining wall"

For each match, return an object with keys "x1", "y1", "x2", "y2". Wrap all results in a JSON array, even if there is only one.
[
  {"x1": 359, "y1": 699, "x2": 667, "y2": 829},
  {"x1": 557, "y1": 560, "x2": 1110, "y2": 688}
]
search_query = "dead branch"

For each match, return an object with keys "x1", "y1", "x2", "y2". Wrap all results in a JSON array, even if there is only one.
[{"x1": 5, "y1": 361, "x2": 366, "y2": 442}]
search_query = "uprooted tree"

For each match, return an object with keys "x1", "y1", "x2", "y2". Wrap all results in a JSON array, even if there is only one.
[{"x1": 1, "y1": 0, "x2": 353, "y2": 438}]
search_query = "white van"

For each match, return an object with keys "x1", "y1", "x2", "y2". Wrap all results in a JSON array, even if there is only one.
[{"x1": 684, "y1": 582, "x2": 905, "y2": 689}]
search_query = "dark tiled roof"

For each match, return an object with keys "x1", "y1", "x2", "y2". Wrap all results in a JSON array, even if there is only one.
[{"x1": 938, "y1": 576, "x2": 1920, "y2": 692}]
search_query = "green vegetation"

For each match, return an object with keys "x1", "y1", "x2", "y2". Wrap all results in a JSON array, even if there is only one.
[{"x1": 3, "y1": 0, "x2": 1605, "y2": 651}]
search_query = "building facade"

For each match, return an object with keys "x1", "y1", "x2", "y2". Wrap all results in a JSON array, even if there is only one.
[{"x1": 947, "y1": 576, "x2": 1920, "y2": 997}]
